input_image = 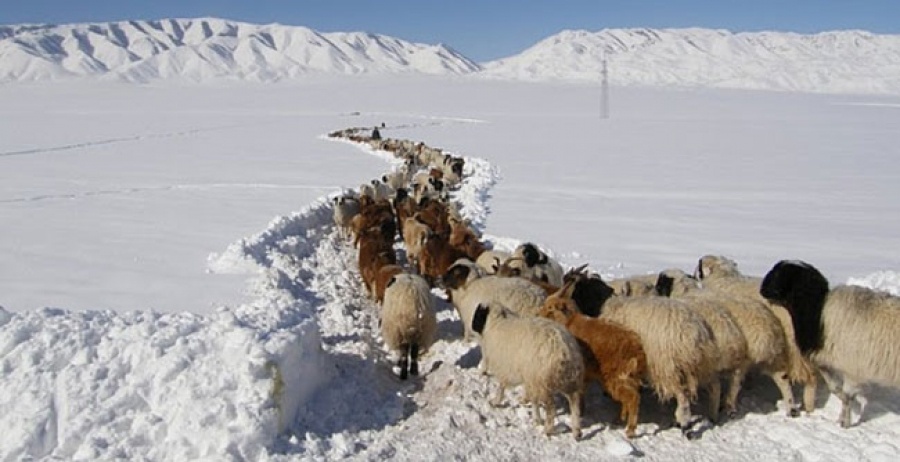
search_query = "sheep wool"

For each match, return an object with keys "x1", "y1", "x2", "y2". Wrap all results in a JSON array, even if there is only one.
[
  {"x1": 381, "y1": 273, "x2": 438, "y2": 380},
  {"x1": 472, "y1": 303, "x2": 584, "y2": 439}
]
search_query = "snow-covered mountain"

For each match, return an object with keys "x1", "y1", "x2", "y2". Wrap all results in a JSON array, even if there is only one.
[
  {"x1": 482, "y1": 28, "x2": 900, "y2": 94},
  {"x1": 0, "y1": 18, "x2": 481, "y2": 82},
  {"x1": 3, "y1": 18, "x2": 900, "y2": 94}
]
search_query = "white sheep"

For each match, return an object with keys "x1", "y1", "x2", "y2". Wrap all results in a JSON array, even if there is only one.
[
  {"x1": 471, "y1": 302, "x2": 584, "y2": 439},
  {"x1": 505, "y1": 243, "x2": 565, "y2": 287},
  {"x1": 441, "y1": 259, "x2": 547, "y2": 341},
  {"x1": 597, "y1": 293, "x2": 718, "y2": 438},
  {"x1": 332, "y1": 195, "x2": 360, "y2": 240},
  {"x1": 381, "y1": 273, "x2": 438, "y2": 380},
  {"x1": 760, "y1": 259, "x2": 900, "y2": 427},
  {"x1": 370, "y1": 178, "x2": 394, "y2": 202},
  {"x1": 607, "y1": 274, "x2": 659, "y2": 297},
  {"x1": 475, "y1": 249, "x2": 511, "y2": 275},
  {"x1": 694, "y1": 255, "x2": 819, "y2": 414},
  {"x1": 657, "y1": 269, "x2": 806, "y2": 419}
]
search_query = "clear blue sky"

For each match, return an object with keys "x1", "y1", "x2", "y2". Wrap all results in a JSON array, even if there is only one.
[{"x1": 3, "y1": 1, "x2": 900, "y2": 62}]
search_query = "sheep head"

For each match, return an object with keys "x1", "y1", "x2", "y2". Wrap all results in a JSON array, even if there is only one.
[
  {"x1": 538, "y1": 297, "x2": 579, "y2": 326},
  {"x1": 760, "y1": 259, "x2": 830, "y2": 354}
]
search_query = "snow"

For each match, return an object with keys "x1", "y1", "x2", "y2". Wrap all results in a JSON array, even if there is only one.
[{"x1": 2, "y1": 76, "x2": 900, "y2": 460}]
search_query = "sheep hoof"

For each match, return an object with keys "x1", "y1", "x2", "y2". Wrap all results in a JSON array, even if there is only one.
[
  {"x1": 410, "y1": 362, "x2": 419, "y2": 376},
  {"x1": 788, "y1": 407, "x2": 801, "y2": 418},
  {"x1": 684, "y1": 429, "x2": 702, "y2": 441}
]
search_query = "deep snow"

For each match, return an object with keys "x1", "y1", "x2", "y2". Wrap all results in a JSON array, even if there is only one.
[{"x1": 1, "y1": 77, "x2": 900, "y2": 461}]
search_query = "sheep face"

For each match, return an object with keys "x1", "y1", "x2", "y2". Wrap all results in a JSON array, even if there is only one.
[
  {"x1": 760, "y1": 260, "x2": 830, "y2": 354},
  {"x1": 442, "y1": 262, "x2": 473, "y2": 291},
  {"x1": 521, "y1": 243, "x2": 547, "y2": 267},
  {"x1": 538, "y1": 298, "x2": 577, "y2": 325}
]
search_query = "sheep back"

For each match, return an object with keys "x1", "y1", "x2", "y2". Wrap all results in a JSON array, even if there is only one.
[{"x1": 381, "y1": 273, "x2": 438, "y2": 354}]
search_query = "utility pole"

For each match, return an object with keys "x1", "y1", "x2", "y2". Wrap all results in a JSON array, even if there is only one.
[{"x1": 600, "y1": 58, "x2": 610, "y2": 119}]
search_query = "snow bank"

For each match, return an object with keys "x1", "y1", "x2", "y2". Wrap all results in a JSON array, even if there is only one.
[
  {"x1": 848, "y1": 271, "x2": 900, "y2": 296},
  {"x1": 0, "y1": 197, "x2": 340, "y2": 460}
]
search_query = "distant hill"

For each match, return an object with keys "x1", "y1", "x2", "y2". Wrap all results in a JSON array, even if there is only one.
[
  {"x1": 0, "y1": 18, "x2": 481, "y2": 83},
  {"x1": 3, "y1": 18, "x2": 900, "y2": 94},
  {"x1": 481, "y1": 28, "x2": 900, "y2": 95}
]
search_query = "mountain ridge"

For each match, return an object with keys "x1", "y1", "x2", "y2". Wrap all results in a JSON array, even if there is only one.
[{"x1": 3, "y1": 18, "x2": 900, "y2": 94}]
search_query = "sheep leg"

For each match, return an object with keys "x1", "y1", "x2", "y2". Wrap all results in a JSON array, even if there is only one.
[
  {"x1": 802, "y1": 379, "x2": 818, "y2": 414},
  {"x1": 409, "y1": 343, "x2": 420, "y2": 377},
  {"x1": 490, "y1": 382, "x2": 507, "y2": 407},
  {"x1": 608, "y1": 380, "x2": 640, "y2": 438},
  {"x1": 674, "y1": 389, "x2": 704, "y2": 440},
  {"x1": 540, "y1": 396, "x2": 556, "y2": 437},
  {"x1": 723, "y1": 368, "x2": 746, "y2": 419},
  {"x1": 566, "y1": 391, "x2": 583, "y2": 440},
  {"x1": 819, "y1": 368, "x2": 857, "y2": 427},
  {"x1": 770, "y1": 372, "x2": 800, "y2": 417},
  {"x1": 707, "y1": 378, "x2": 722, "y2": 423},
  {"x1": 398, "y1": 344, "x2": 409, "y2": 380}
]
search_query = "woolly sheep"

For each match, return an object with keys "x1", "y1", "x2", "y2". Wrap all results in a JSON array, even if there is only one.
[
  {"x1": 694, "y1": 255, "x2": 818, "y2": 414},
  {"x1": 596, "y1": 293, "x2": 718, "y2": 438},
  {"x1": 381, "y1": 273, "x2": 438, "y2": 380},
  {"x1": 402, "y1": 216, "x2": 430, "y2": 271},
  {"x1": 332, "y1": 195, "x2": 360, "y2": 240},
  {"x1": 475, "y1": 250, "x2": 511, "y2": 275},
  {"x1": 607, "y1": 274, "x2": 658, "y2": 297},
  {"x1": 505, "y1": 243, "x2": 565, "y2": 287},
  {"x1": 760, "y1": 260, "x2": 900, "y2": 427},
  {"x1": 539, "y1": 296, "x2": 646, "y2": 438},
  {"x1": 442, "y1": 259, "x2": 547, "y2": 341},
  {"x1": 657, "y1": 269, "x2": 802, "y2": 419},
  {"x1": 471, "y1": 302, "x2": 584, "y2": 439},
  {"x1": 654, "y1": 270, "x2": 750, "y2": 422}
]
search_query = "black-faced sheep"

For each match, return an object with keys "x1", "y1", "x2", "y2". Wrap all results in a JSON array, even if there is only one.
[
  {"x1": 505, "y1": 243, "x2": 565, "y2": 287},
  {"x1": 538, "y1": 296, "x2": 647, "y2": 438},
  {"x1": 760, "y1": 259, "x2": 900, "y2": 427},
  {"x1": 472, "y1": 302, "x2": 584, "y2": 439},
  {"x1": 381, "y1": 273, "x2": 438, "y2": 380},
  {"x1": 442, "y1": 259, "x2": 548, "y2": 341}
]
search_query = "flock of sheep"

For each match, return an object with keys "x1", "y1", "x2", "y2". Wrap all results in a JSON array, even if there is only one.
[{"x1": 326, "y1": 127, "x2": 900, "y2": 440}]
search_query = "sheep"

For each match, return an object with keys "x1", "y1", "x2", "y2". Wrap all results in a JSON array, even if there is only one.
[
  {"x1": 448, "y1": 220, "x2": 486, "y2": 261},
  {"x1": 381, "y1": 273, "x2": 438, "y2": 380},
  {"x1": 401, "y1": 216, "x2": 430, "y2": 271},
  {"x1": 585, "y1": 283, "x2": 718, "y2": 438},
  {"x1": 607, "y1": 274, "x2": 659, "y2": 297},
  {"x1": 657, "y1": 269, "x2": 804, "y2": 419},
  {"x1": 370, "y1": 178, "x2": 394, "y2": 202},
  {"x1": 504, "y1": 243, "x2": 565, "y2": 287},
  {"x1": 442, "y1": 259, "x2": 547, "y2": 341},
  {"x1": 471, "y1": 302, "x2": 584, "y2": 439},
  {"x1": 373, "y1": 264, "x2": 404, "y2": 304},
  {"x1": 557, "y1": 265, "x2": 615, "y2": 317},
  {"x1": 538, "y1": 295, "x2": 647, "y2": 438},
  {"x1": 759, "y1": 259, "x2": 900, "y2": 427},
  {"x1": 417, "y1": 232, "x2": 468, "y2": 286},
  {"x1": 332, "y1": 195, "x2": 360, "y2": 240},
  {"x1": 475, "y1": 249, "x2": 511, "y2": 275},
  {"x1": 653, "y1": 270, "x2": 750, "y2": 423},
  {"x1": 694, "y1": 254, "x2": 819, "y2": 414},
  {"x1": 382, "y1": 171, "x2": 406, "y2": 191}
]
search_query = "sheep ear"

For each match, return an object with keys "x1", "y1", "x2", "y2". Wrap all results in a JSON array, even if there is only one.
[
  {"x1": 386, "y1": 275, "x2": 398, "y2": 289},
  {"x1": 472, "y1": 304, "x2": 490, "y2": 334}
]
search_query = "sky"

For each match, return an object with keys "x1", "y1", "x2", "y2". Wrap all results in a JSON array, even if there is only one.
[
  {"x1": 3, "y1": 0, "x2": 900, "y2": 61},
  {"x1": 1, "y1": 78, "x2": 899, "y2": 460}
]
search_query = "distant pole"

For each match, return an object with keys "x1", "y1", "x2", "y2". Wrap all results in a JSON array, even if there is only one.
[{"x1": 600, "y1": 58, "x2": 610, "y2": 119}]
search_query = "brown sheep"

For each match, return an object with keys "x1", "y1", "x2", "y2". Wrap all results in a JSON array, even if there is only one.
[
  {"x1": 539, "y1": 296, "x2": 647, "y2": 438},
  {"x1": 373, "y1": 264, "x2": 404, "y2": 304},
  {"x1": 418, "y1": 232, "x2": 468, "y2": 286},
  {"x1": 448, "y1": 221, "x2": 486, "y2": 261}
]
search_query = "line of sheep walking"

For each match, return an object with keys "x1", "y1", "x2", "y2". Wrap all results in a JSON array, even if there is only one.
[{"x1": 326, "y1": 126, "x2": 900, "y2": 441}]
